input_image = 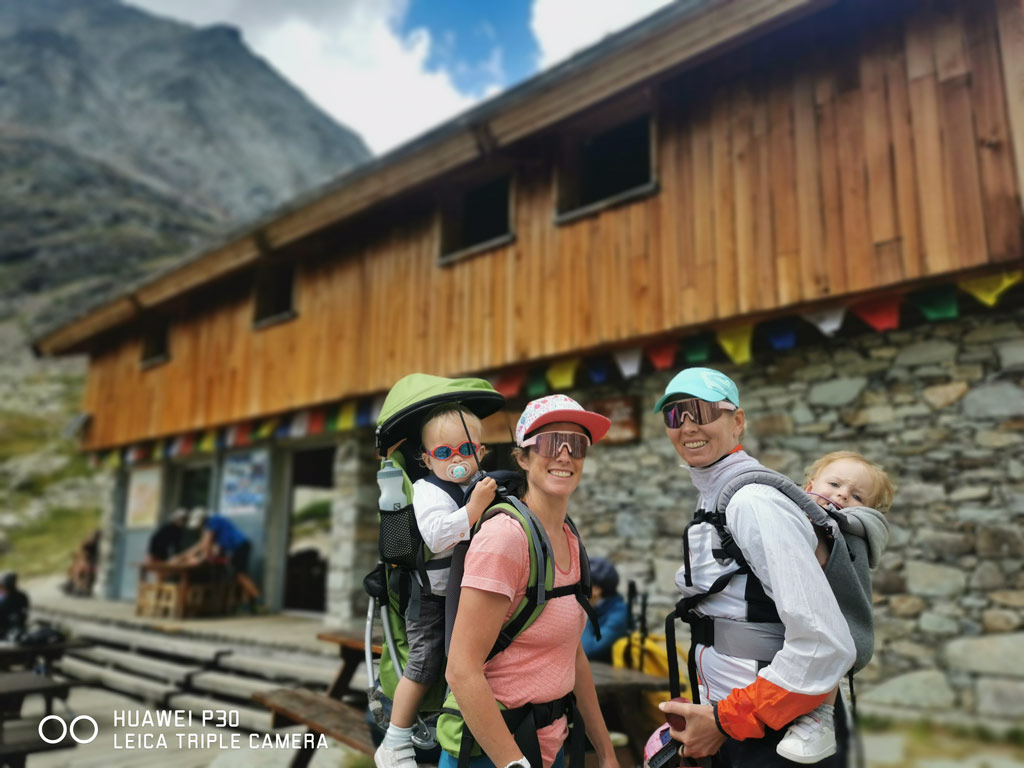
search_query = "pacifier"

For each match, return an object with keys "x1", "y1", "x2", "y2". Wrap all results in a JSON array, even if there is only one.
[{"x1": 447, "y1": 463, "x2": 469, "y2": 481}]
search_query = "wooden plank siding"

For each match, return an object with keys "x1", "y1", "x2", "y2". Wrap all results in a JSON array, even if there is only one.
[{"x1": 80, "y1": 1, "x2": 1023, "y2": 450}]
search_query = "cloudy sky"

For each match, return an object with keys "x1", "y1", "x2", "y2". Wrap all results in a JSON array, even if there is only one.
[{"x1": 128, "y1": 0, "x2": 674, "y2": 154}]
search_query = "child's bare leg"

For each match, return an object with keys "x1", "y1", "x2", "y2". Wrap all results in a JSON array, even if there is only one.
[
  {"x1": 825, "y1": 687, "x2": 838, "y2": 706},
  {"x1": 390, "y1": 676, "x2": 429, "y2": 728}
]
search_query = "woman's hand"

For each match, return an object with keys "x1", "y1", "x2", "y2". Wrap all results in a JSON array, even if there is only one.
[{"x1": 659, "y1": 701, "x2": 727, "y2": 759}]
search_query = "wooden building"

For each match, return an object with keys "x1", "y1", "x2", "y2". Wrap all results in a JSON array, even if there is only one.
[{"x1": 35, "y1": 0, "x2": 1024, "y2": 621}]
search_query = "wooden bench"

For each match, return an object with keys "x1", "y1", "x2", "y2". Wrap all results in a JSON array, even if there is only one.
[
  {"x1": 0, "y1": 672, "x2": 76, "y2": 768},
  {"x1": 252, "y1": 688, "x2": 374, "y2": 759},
  {"x1": 316, "y1": 631, "x2": 382, "y2": 701}
]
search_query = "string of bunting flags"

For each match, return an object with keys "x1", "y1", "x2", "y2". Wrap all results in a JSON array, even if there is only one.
[
  {"x1": 91, "y1": 395, "x2": 386, "y2": 469},
  {"x1": 91, "y1": 270, "x2": 1020, "y2": 468},
  {"x1": 482, "y1": 270, "x2": 1023, "y2": 397}
]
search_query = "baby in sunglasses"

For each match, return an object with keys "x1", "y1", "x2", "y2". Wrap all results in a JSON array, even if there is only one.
[
  {"x1": 776, "y1": 451, "x2": 893, "y2": 765},
  {"x1": 378, "y1": 405, "x2": 497, "y2": 768}
]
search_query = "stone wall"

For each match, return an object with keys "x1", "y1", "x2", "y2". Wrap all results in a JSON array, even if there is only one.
[
  {"x1": 326, "y1": 429, "x2": 382, "y2": 628},
  {"x1": 328, "y1": 301, "x2": 1024, "y2": 726},
  {"x1": 564, "y1": 302, "x2": 1024, "y2": 728}
]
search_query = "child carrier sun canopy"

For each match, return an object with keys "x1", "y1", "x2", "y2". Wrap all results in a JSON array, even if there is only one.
[{"x1": 375, "y1": 372, "x2": 506, "y2": 454}]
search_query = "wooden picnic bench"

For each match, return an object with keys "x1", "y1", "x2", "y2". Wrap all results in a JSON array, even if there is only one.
[
  {"x1": 0, "y1": 639, "x2": 91, "y2": 675},
  {"x1": 253, "y1": 630, "x2": 382, "y2": 768},
  {"x1": 135, "y1": 562, "x2": 238, "y2": 619},
  {"x1": 0, "y1": 671, "x2": 75, "y2": 768}
]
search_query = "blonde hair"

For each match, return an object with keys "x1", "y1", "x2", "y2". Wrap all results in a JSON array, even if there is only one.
[
  {"x1": 420, "y1": 405, "x2": 483, "y2": 443},
  {"x1": 803, "y1": 450, "x2": 894, "y2": 513}
]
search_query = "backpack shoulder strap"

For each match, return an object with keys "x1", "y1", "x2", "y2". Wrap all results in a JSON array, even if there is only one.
[{"x1": 422, "y1": 473, "x2": 468, "y2": 508}]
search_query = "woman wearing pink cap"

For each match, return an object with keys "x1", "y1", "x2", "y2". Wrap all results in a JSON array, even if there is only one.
[{"x1": 445, "y1": 395, "x2": 620, "y2": 768}]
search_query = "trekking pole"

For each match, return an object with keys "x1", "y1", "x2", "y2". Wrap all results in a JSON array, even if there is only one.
[
  {"x1": 639, "y1": 591, "x2": 648, "y2": 671},
  {"x1": 626, "y1": 580, "x2": 638, "y2": 669}
]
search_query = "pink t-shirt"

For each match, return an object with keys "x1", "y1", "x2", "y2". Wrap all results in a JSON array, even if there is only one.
[{"x1": 461, "y1": 513, "x2": 585, "y2": 768}]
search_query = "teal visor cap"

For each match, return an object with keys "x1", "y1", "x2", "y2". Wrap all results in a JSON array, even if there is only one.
[{"x1": 653, "y1": 367, "x2": 741, "y2": 413}]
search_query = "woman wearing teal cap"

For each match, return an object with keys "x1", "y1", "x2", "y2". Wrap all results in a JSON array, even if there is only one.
[{"x1": 655, "y1": 368, "x2": 856, "y2": 767}]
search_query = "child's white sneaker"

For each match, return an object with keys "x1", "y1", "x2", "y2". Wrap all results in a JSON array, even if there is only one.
[
  {"x1": 776, "y1": 703, "x2": 836, "y2": 764},
  {"x1": 374, "y1": 740, "x2": 417, "y2": 768}
]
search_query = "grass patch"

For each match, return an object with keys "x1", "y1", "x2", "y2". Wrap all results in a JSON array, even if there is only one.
[
  {"x1": 4, "y1": 506, "x2": 101, "y2": 579},
  {"x1": 0, "y1": 410, "x2": 58, "y2": 460}
]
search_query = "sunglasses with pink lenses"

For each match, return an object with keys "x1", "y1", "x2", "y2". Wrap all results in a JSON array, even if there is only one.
[
  {"x1": 662, "y1": 398, "x2": 736, "y2": 428},
  {"x1": 520, "y1": 431, "x2": 591, "y2": 459}
]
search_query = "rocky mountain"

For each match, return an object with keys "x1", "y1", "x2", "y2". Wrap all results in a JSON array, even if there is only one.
[
  {"x1": 0, "y1": 0, "x2": 372, "y2": 569},
  {"x1": 0, "y1": 0, "x2": 371, "y2": 312}
]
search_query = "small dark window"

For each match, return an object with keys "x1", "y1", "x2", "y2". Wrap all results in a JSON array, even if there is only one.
[
  {"x1": 253, "y1": 261, "x2": 296, "y2": 326},
  {"x1": 558, "y1": 114, "x2": 653, "y2": 217},
  {"x1": 140, "y1": 319, "x2": 170, "y2": 368},
  {"x1": 440, "y1": 174, "x2": 512, "y2": 262}
]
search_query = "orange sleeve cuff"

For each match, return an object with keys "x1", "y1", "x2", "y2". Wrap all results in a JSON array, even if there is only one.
[{"x1": 716, "y1": 677, "x2": 829, "y2": 741}]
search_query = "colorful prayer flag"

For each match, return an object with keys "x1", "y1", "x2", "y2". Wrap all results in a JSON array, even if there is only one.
[
  {"x1": 546, "y1": 358, "x2": 581, "y2": 389},
  {"x1": 683, "y1": 336, "x2": 712, "y2": 364},
  {"x1": 803, "y1": 307, "x2": 846, "y2": 337},
  {"x1": 911, "y1": 286, "x2": 959, "y2": 321},
  {"x1": 525, "y1": 369, "x2": 548, "y2": 397},
  {"x1": 959, "y1": 271, "x2": 1023, "y2": 307},
  {"x1": 645, "y1": 342, "x2": 679, "y2": 371},
  {"x1": 717, "y1": 325, "x2": 754, "y2": 365},
  {"x1": 613, "y1": 348, "x2": 643, "y2": 379},
  {"x1": 851, "y1": 296, "x2": 901, "y2": 332},
  {"x1": 494, "y1": 370, "x2": 527, "y2": 397}
]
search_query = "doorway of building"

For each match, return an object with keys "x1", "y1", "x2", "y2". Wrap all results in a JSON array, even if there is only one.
[
  {"x1": 175, "y1": 463, "x2": 212, "y2": 552},
  {"x1": 285, "y1": 446, "x2": 336, "y2": 612}
]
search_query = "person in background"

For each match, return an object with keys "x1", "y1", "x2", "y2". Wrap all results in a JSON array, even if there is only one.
[
  {"x1": 581, "y1": 557, "x2": 630, "y2": 663},
  {"x1": 175, "y1": 508, "x2": 261, "y2": 604},
  {"x1": 0, "y1": 571, "x2": 30, "y2": 638},
  {"x1": 62, "y1": 529, "x2": 100, "y2": 596},
  {"x1": 145, "y1": 508, "x2": 188, "y2": 564}
]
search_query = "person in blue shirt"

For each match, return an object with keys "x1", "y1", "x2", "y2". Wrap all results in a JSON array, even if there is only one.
[
  {"x1": 581, "y1": 557, "x2": 630, "y2": 662},
  {"x1": 177, "y1": 508, "x2": 261, "y2": 605}
]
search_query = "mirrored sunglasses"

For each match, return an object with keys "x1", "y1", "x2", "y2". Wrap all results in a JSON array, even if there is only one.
[
  {"x1": 426, "y1": 441, "x2": 480, "y2": 461},
  {"x1": 520, "y1": 431, "x2": 591, "y2": 459},
  {"x1": 662, "y1": 398, "x2": 736, "y2": 428}
]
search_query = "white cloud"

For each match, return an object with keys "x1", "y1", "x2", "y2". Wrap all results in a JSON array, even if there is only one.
[
  {"x1": 128, "y1": 0, "x2": 479, "y2": 154},
  {"x1": 530, "y1": 0, "x2": 675, "y2": 70}
]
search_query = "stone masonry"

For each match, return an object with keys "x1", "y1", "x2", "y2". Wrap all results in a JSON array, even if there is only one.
[
  {"x1": 561, "y1": 301, "x2": 1024, "y2": 728},
  {"x1": 328, "y1": 299, "x2": 1024, "y2": 727}
]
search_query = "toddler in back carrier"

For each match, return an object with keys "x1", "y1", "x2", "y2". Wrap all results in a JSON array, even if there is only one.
[
  {"x1": 776, "y1": 450, "x2": 894, "y2": 764},
  {"x1": 375, "y1": 405, "x2": 497, "y2": 768}
]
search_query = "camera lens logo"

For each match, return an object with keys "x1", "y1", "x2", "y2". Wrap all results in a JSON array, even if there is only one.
[{"x1": 38, "y1": 714, "x2": 99, "y2": 744}]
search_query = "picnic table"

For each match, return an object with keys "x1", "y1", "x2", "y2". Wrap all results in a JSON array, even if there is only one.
[
  {"x1": 252, "y1": 629, "x2": 381, "y2": 767},
  {"x1": 0, "y1": 671, "x2": 75, "y2": 768},
  {"x1": 135, "y1": 561, "x2": 234, "y2": 619},
  {"x1": 589, "y1": 660, "x2": 669, "y2": 761},
  {"x1": 0, "y1": 640, "x2": 90, "y2": 675}
]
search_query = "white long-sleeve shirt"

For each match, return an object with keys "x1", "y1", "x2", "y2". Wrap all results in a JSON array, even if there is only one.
[
  {"x1": 411, "y1": 478, "x2": 473, "y2": 593},
  {"x1": 675, "y1": 452, "x2": 856, "y2": 712}
]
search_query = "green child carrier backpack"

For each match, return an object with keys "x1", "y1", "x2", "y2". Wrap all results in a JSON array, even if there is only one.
[
  {"x1": 437, "y1": 490, "x2": 601, "y2": 768},
  {"x1": 364, "y1": 373, "x2": 507, "y2": 747}
]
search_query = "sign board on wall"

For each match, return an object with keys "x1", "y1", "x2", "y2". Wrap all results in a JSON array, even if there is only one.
[
  {"x1": 125, "y1": 465, "x2": 162, "y2": 528},
  {"x1": 588, "y1": 396, "x2": 641, "y2": 444},
  {"x1": 219, "y1": 449, "x2": 269, "y2": 517}
]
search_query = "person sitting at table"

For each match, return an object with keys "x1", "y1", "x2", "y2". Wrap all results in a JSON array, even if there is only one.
[
  {"x1": 581, "y1": 557, "x2": 630, "y2": 663},
  {"x1": 174, "y1": 508, "x2": 261, "y2": 606},
  {"x1": 62, "y1": 529, "x2": 100, "y2": 596},
  {"x1": 0, "y1": 572, "x2": 30, "y2": 639},
  {"x1": 146, "y1": 508, "x2": 188, "y2": 564}
]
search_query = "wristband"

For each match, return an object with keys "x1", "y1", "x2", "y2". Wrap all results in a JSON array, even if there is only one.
[{"x1": 711, "y1": 701, "x2": 727, "y2": 736}]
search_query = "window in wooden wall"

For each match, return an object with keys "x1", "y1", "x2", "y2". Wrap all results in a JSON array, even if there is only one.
[
  {"x1": 140, "y1": 318, "x2": 170, "y2": 369},
  {"x1": 439, "y1": 173, "x2": 514, "y2": 264},
  {"x1": 556, "y1": 113, "x2": 655, "y2": 223},
  {"x1": 253, "y1": 260, "x2": 296, "y2": 328}
]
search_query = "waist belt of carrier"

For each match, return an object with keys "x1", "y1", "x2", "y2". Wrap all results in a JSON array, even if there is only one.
[
  {"x1": 690, "y1": 616, "x2": 785, "y2": 662},
  {"x1": 453, "y1": 693, "x2": 583, "y2": 768}
]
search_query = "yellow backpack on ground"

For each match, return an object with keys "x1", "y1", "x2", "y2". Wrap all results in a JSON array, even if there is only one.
[{"x1": 610, "y1": 586, "x2": 689, "y2": 723}]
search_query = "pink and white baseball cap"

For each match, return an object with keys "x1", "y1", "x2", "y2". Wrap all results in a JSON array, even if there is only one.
[{"x1": 515, "y1": 394, "x2": 611, "y2": 446}]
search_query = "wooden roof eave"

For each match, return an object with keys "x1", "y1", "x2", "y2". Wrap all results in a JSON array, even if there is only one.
[{"x1": 35, "y1": 0, "x2": 836, "y2": 357}]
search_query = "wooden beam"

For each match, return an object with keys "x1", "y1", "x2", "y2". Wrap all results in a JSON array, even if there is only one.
[
  {"x1": 34, "y1": 298, "x2": 137, "y2": 356},
  {"x1": 996, "y1": 0, "x2": 1024, "y2": 216}
]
